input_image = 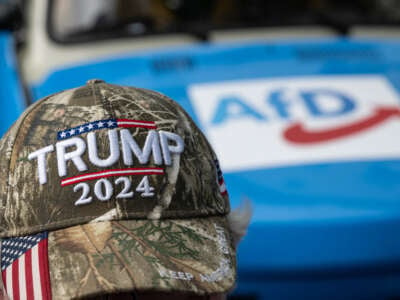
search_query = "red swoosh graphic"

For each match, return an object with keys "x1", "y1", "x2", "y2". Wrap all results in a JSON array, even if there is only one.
[{"x1": 283, "y1": 107, "x2": 400, "y2": 144}]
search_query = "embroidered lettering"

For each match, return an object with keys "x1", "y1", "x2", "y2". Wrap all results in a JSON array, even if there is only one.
[
  {"x1": 200, "y1": 258, "x2": 231, "y2": 282},
  {"x1": 158, "y1": 268, "x2": 194, "y2": 281},
  {"x1": 88, "y1": 129, "x2": 120, "y2": 167},
  {"x1": 214, "y1": 224, "x2": 230, "y2": 255},
  {"x1": 159, "y1": 130, "x2": 184, "y2": 165},
  {"x1": 29, "y1": 129, "x2": 184, "y2": 185},
  {"x1": 73, "y1": 176, "x2": 156, "y2": 205},
  {"x1": 120, "y1": 129, "x2": 162, "y2": 166},
  {"x1": 56, "y1": 137, "x2": 88, "y2": 177},
  {"x1": 28, "y1": 145, "x2": 54, "y2": 184}
]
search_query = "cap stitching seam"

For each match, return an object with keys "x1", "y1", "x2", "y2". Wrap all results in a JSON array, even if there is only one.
[
  {"x1": 91, "y1": 83, "x2": 115, "y2": 119},
  {"x1": 105, "y1": 86, "x2": 117, "y2": 119}
]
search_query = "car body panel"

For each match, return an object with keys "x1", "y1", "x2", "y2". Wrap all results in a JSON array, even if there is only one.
[
  {"x1": 11, "y1": 36, "x2": 400, "y2": 299},
  {"x1": 0, "y1": 31, "x2": 26, "y2": 134}
]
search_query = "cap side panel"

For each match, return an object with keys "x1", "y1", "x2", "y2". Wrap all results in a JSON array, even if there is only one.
[
  {"x1": 8, "y1": 99, "x2": 46, "y2": 172},
  {"x1": 102, "y1": 86, "x2": 174, "y2": 220},
  {"x1": 89, "y1": 82, "x2": 101, "y2": 107},
  {"x1": 0, "y1": 96, "x2": 50, "y2": 236},
  {"x1": 175, "y1": 104, "x2": 230, "y2": 214},
  {"x1": 106, "y1": 87, "x2": 230, "y2": 219},
  {"x1": 0, "y1": 128, "x2": 17, "y2": 227}
]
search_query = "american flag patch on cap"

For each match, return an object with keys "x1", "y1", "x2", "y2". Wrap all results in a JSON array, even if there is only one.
[
  {"x1": 1, "y1": 232, "x2": 51, "y2": 300},
  {"x1": 214, "y1": 159, "x2": 228, "y2": 196}
]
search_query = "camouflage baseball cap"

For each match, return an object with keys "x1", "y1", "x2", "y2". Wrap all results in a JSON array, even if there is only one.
[{"x1": 0, "y1": 80, "x2": 235, "y2": 299}]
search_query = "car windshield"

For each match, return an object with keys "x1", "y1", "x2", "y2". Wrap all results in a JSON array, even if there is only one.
[{"x1": 49, "y1": 0, "x2": 400, "y2": 43}]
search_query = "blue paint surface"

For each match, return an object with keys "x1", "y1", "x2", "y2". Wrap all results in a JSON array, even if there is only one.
[
  {"x1": 0, "y1": 31, "x2": 26, "y2": 136},
  {"x1": 30, "y1": 37, "x2": 400, "y2": 299}
]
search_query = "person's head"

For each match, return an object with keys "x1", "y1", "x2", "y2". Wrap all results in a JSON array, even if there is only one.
[{"x1": 0, "y1": 80, "x2": 251, "y2": 299}]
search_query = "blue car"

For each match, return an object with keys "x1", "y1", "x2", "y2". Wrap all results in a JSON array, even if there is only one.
[{"x1": 2, "y1": 1, "x2": 400, "y2": 299}]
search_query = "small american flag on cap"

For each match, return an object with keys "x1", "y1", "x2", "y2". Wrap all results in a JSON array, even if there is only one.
[
  {"x1": 214, "y1": 159, "x2": 228, "y2": 196},
  {"x1": 1, "y1": 232, "x2": 51, "y2": 300}
]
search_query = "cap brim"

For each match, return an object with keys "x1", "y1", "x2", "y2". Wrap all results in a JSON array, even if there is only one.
[{"x1": 47, "y1": 216, "x2": 236, "y2": 299}]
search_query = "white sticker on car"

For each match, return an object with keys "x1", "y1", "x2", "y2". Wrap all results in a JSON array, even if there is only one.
[{"x1": 188, "y1": 75, "x2": 400, "y2": 171}]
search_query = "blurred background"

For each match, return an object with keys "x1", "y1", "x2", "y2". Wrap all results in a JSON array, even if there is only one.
[{"x1": 2, "y1": 0, "x2": 400, "y2": 299}]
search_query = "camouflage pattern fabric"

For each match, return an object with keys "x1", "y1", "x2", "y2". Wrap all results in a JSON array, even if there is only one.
[
  {"x1": 0, "y1": 80, "x2": 235, "y2": 298},
  {"x1": 49, "y1": 218, "x2": 235, "y2": 299}
]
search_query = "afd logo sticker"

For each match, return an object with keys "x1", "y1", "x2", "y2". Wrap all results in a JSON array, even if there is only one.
[{"x1": 188, "y1": 75, "x2": 400, "y2": 171}]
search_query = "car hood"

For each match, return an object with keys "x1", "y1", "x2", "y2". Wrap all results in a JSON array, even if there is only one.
[{"x1": 31, "y1": 37, "x2": 400, "y2": 278}]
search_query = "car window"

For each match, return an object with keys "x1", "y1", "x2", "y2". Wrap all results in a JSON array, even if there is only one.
[{"x1": 48, "y1": 0, "x2": 400, "y2": 43}]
